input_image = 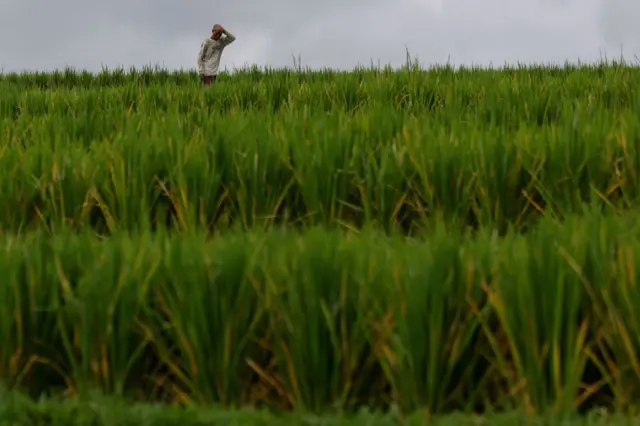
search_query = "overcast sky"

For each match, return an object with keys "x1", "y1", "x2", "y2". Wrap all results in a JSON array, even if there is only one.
[{"x1": 0, "y1": 0, "x2": 638, "y2": 73}]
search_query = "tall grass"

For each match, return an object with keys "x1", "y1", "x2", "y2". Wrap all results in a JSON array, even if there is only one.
[
  {"x1": 1, "y1": 211, "x2": 640, "y2": 415},
  {"x1": 0, "y1": 66, "x2": 639, "y2": 234},
  {"x1": 2, "y1": 64, "x2": 640, "y2": 417}
]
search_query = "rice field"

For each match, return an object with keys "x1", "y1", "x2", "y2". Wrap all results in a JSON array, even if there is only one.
[
  {"x1": 1, "y1": 63, "x2": 640, "y2": 420},
  {"x1": 1, "y1": 64, "x2": 640, "y2": 234}
]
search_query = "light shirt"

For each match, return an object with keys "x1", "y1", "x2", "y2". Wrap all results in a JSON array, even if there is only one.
[{"x1": 197, "y1": 30, "x2": 236, "y2": 76}]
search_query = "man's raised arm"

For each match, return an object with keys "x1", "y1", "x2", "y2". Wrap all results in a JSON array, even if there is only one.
[{"x1": 220, "y1": 28, "x2": 236, "y2": 46}]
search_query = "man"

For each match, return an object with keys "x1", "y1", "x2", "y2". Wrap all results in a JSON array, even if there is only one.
[{"x1": 197, "y1": 24, "x2": 236, "y2": 87}]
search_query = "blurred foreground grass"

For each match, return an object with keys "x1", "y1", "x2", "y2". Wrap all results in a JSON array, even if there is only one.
[{"x1": 0, "y1": 388, "x2": 635, "y2": 426}]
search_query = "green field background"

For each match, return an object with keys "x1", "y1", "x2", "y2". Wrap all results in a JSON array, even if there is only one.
[{"x1": 1, "y1": 64, "x2": 640, "y2": 423}]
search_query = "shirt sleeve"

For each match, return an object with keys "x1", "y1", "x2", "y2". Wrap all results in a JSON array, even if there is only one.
[{"x1": 220, "y1": 30, "x2": 236, "y2": 46}]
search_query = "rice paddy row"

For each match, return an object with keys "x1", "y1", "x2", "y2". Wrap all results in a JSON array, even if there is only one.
[
  {"x1": 1, "y1": 65, "x2": 640, "y2": 234},
  {"x1": 1, "y1": 211, "x2": 640, "y2": 414}
]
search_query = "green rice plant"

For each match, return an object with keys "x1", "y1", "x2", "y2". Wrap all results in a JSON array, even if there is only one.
[
  {"x1": 482, "y1": 221, "x2": 592, "y2": 414},
  {"x1": 261, "y1": 227, "x2": 389, "y2": 412},
  {"x1": 0, "y1": 233, "x2": 66, "y2": 395},
  {"x1": 144, "y1": 232, "x2": 267, "y2": 406},
  {"x1": 380, "y1": 224, "x2": 489, "y2": 414},
  {"x1": 50, "y1": 233, "x2": 160, "y2": 398},
  {"x1": 587, "y1": 221, "x2": 640, "y2": 412},
  {"x1": 0, "y1": 233, "x2": 161, "y2": 398}
]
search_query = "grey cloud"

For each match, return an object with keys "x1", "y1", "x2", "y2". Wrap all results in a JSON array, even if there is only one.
[
  {"x1": 598, "y1": 0, "x2": 640, "y2": 52},
  {"x1": 0, "y1": 0, "x2": 638, "y2": 73}
]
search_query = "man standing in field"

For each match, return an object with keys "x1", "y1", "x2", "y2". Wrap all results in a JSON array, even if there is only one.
[{"x1": 197, "y1": 24, "x2": 236, "y2": 87}]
